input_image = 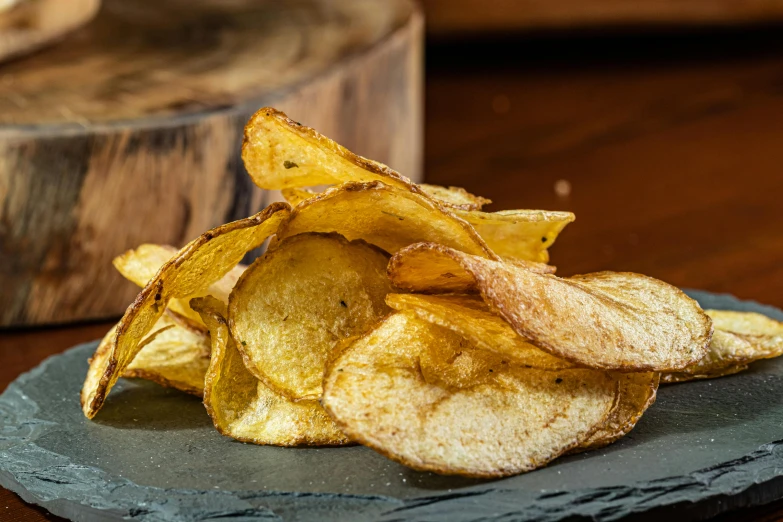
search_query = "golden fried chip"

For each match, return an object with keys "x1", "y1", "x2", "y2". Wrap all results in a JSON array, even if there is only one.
[
  {"x1": 388, "y1": 243, "x2": 554, "y2": 294},
  {"x1": 577, "y1": 372, "x2": 659, "y2": 451},
  {"x1": 707, "y1": 309, "x2": 783, "y2": 338},
  {"x1": 113, "y1": 244, "x2": 247, "y2": 323},
  {"x1": 280, "y1": 187, "x2": 318, "y2": 207},
  {"x1": 660, "y1": 311, "x2": 783, "y2": 382},
  {"x1": 112, "y1": 244, "x2": 178, "y2": 286},
  {"x1": 81, "y1": 203, "x2": 290, "y2": 419},
  {"x1": 123, "y1": 311, "x2": 210, "y2": 397},
  {"x1": 229, "y1": 233, "x2": 393, "y2": 400},
  {"x1": 389, "y1": 243, "x2": 712, "y2": 371},
  {"x1": 454, "y1": 209, "x2": 574, "y2": 263},
  {"x1": 243, "y1": 108, "x2": 414, "y2": 191},
  {"x1": 281, "y1": 186, "x2": 568, "y2": 264},
  {"x1": 243, "y1": 108, "x2": 499, "y2": 212},
  {"x1": 322, "y1": 312, "x2": 619, "y2": 478},
  {"x1": 278, "y1": 181, "x2": 496, "y2": 258},
  {"x1": 386, "y1": 293, "x2": 570, "y2": 370},
  {"x1": 417, "y1": 184, "x2": 491, "y2": 210},
  {"x1": 661, "y1": 364, "x2": 749, "y2": 383},
  {"x1": 192, "y1": 296, "x2": 349, "y2": 446}
]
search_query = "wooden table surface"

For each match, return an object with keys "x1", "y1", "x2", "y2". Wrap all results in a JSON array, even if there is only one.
[{"x1": 3, "y1": 28, "x2": 783, "y2": 521}]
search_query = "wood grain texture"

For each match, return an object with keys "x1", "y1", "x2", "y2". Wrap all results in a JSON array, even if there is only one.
[
  {"x1": 0, "y1": 0, "x2": 423, "y2": 327},
  {"x1": 422, "y1": 0, "x2": 783, "y2": 35},
  {"x1": 0, "y1": 0, "x2": 100, "y2": 63}
]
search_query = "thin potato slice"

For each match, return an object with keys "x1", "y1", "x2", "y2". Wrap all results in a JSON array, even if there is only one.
[
  {"x1": 113, "y1": 243, "x2": 246, "y2": 322},
  {"x1": 123, "y1": 311, "x2": 211, "y2": 397},
  {"x1": 389, "y1": 243, "x2": 712, "y2": 371},
  {"x1": 80, "y1": 203, "x2": 290, "y2": 419},
  {"x1": 281, "y1": 187, "x2": 319, "y2": 207},
  {"x1": 385, "y1": 293, "x2": 570, "y2": 370},
  {"x1": 322, "y1": 312, "x2": 619, "y2": 478},
  {"x1": 243, "y1": 108, "x2": 497, "y2": 212},
  {"x1": 454, "y1": 209, "x2": 574, "y2": 263},
  {"x1": 283, "y1": 184, "x2": 492, "y2": 212},
  {"x1": 417, "y1": 184, "x2": 491, "y2": 210},
  {"x1": 243, "y1": 108, "x2": 414, "y2": 191},
  {"x1": 281, "y1": 187, "x2": 569, "y2": 263},
  {"x1": 662, "y1": 365, "x2": 749, "y2": 383},
  {"x1": 661, "y1": 311, "x2": 783, "y2": 382},
  {"x1": 577, "y1": 372, "x2": 659, "y2": 451},
  {"x1": 278, "y1": 181, "x2": 496, "y2": 258},
  {"x1": 229, "y1": 233, "x2": 393, "y2": 400},
  {"x1": 707, "y1": 309, "x2": 783, "y2": 338},
  {"x1": 192, "y1": 296, "x2": 349, "y2": 446}
]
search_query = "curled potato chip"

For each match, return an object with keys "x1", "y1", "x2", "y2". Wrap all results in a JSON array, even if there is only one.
[
  {"x1": 113, "y1": 244, "x2": 246, "y2": 323},
  {"x1": 123, "y1": 311, "x2": 211, "y2": 397},
  {"x1": 385, "y1": 293, "x2": 570, "y2": 370},
  {"x1": 577, "y1": 372, "x2": 659, "y2": 451},
  {"x1": 453, "y1": 209, "x2": 574, "y2": 263},
  {"x1": 192, "y1": 296, "x2": 349, "y2": 446},
  {"x1": 280, "y1": 187, "x2": 318, "y2": 207},
  {"x1": 322, "y1": 312, "x2": 619, "y2": 478},
  {"x1": 81, "y1": 203, "x2": 290, "y2": 419},
  {"x1": 243, "y1": 108, "x2": 503, "y2": 212},
  {"x1": 662, "y1": 364, "x2": 749, "y2": 383},
  {"x1": 278, "y1": 181, "x2": 496, "y2": 258},
  {"x1": 283, "y1": 184, "x2": 492, "y2": 213},
  {"x1": 389, "y1": 243, "x2": 712, "y2": 371},
  {"x1": 417, "y1": 184, "x2": 491, "y2": 210},
  {"x1": 229, "y1": 233, "x2": 393, "y2": 400},
  {"x1": 707, "y1": 309, "x2": 783, "y2": 338},
  {"x1": 661, "y1": 311, "x2": 783, "y2": 382},
  {"x1": 281, "y1": 187, "x2": 569, "y2": 264},
  {"x1": 243, "y1": 108, "x2": 413, "y2": 191}
]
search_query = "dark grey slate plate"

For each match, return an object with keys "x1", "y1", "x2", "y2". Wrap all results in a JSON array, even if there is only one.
[{"x1": 3, "y1": 290, "x2": 783, "y2": 522}]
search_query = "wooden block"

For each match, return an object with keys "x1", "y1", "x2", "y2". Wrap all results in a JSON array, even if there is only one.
[
  {"x1": 0, "y1": 0, "x2": 423, "y2": 327},
  {"x1": 0, "y1": 0, "x2": 101, "y2": 63}
]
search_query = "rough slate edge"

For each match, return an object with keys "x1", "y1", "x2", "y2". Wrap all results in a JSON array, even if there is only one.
[{"x1": 2, "y1": 290, "x2": 783, "y2": 522}]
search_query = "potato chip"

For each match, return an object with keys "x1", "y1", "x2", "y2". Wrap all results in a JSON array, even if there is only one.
[
  {"x1": 661, "y1": 365, "x2": 749, "y2": 383},
  {"x1": 243, "y1": 108, "x2": 414, "y2": 191},
  {"x1": 277, "y1": 181, "x2": 496, "y2": 258},
  {"x1": 243, "y1": 108, "x2": 500, "y2": 211},
  {"x1": 322, "y1": 312, "x2": 619, "y2": 477},
  {"x1": 660, "y1": 311, "x2": 783, "y2": 382},
  {"x1": 280, "y1": 187, "x2": 318, "y2": 207},
  {"x1": 80, "y1": 203, "x2": 290, "y2": 419},
  {"x1": 113, "y1": 244, "x2": 246, "y2": 323},
  {"x1": 417, "y1": 184, "x2": 491, "y2": 210},
  {"x1": 385, "y1": 293, "x2": 570, "y2": 370},
  {"x1": 192, "y1": 296, "x2": 349, "y2": 446},
  {"x1": 707, "y1": 309, "x2": 783, "y2": 338},
  {"x1": 577, "y1": 372, "x2": 659, "y2": 451},
  {"x1": 283, "y1": 184, "x2": 492, "y2": 212},
  {"x1": 388, "y1": 243, "x2": 712, "y2": 371},
  {"x1": 453, "y1": 209, "x2": 574, "y2": 263},
  {"x1": 123, "y1": 311, "x2": 210, "y2": 397},
  {"x1": 281, "y1": 186, "x2": 570, "y2": 264},
  {"x1": 229, "y1": 233, "x2": 393, "y2": 400}
]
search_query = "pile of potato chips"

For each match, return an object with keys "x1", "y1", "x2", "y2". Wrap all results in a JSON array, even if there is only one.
[{"x1": 81, "y1": 108, "x2": 783, "y2": 478}]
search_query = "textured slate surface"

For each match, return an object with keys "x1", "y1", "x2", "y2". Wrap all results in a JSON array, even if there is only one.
[{"x1": 2, "y1": 290, "x2": 783, "y2": 521}]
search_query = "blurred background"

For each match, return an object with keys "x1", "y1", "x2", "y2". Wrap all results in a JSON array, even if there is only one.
[{"x1": 1, "y1": 0, "x2": 782, "y2": 328}]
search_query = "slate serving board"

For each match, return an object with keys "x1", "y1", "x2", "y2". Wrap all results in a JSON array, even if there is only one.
[{"x1": 2, "y1": 290, "x2": 783, "y2": 522}]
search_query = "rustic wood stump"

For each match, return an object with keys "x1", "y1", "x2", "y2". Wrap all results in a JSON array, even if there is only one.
[
  {"x1": 0, "y1": 0, "x2": 423, "y2": 327},
  {"x1": 0, "y1": 0, "x2": 101, "y2": 63}
]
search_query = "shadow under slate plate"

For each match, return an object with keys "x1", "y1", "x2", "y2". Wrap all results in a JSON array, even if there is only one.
[{"x1": 2, "y1": 290, "x2": 783, "y2": 521}]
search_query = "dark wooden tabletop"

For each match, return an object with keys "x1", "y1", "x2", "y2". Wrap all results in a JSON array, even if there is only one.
[{"x1": 3, "y1": 28, "x2": 783, "y2": 521}]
